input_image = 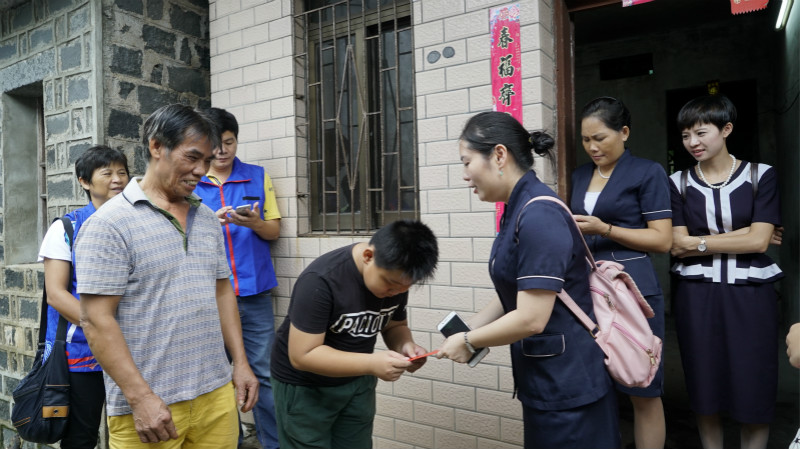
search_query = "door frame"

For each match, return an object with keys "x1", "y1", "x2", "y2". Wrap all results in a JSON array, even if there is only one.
[{"x1": 554, "y1": 0, "x2": 617, "y2": 201}]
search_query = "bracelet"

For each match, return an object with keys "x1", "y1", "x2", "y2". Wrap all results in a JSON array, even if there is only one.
[
  {"x1": 463, "y1": 332, "x2": 476, "y2": 354},
  {"x1": 601, "y1": 223, "x2": 613, "y2": 238}
]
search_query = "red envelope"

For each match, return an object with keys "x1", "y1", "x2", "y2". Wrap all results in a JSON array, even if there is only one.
[{"x1": 407, "y1": 350, "x2": 439, "y2": 362}]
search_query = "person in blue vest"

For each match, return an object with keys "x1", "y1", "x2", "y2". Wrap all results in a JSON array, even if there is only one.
[
  {"x1": 37, "y1": 145, "x2": 130, "y2": 448},
  {"x1": 195, "y1": 107, "x2": 281, "y2": 449}
]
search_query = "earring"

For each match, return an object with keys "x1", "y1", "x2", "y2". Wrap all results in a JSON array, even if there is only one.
[{"x1": 499, "y1": 169, "x2": 504, "y2": 176}]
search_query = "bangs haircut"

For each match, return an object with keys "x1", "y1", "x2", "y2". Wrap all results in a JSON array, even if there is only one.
[
  {"x1": 75, "y1": 145, "x2": 130, "y2": 201},
  {"x1": 370, "y1": 220, "x2": 438, "y2": 284},
  {"x1": 677, "y1": 94, "x2": 737, "y2": 132}
]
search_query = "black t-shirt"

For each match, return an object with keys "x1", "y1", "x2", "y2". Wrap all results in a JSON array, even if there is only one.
[{"x1": 271, "y1": 244, "x2": 409, "y2": 386}]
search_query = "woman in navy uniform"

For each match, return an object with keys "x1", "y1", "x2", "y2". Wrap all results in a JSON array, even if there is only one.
[
  {"x1": 437, "y1": 111, "x2": 620, "y2": 449},
  {"x1": 669, "y1": 95, "x2": 781, "y2": 449},
  {"x1": 570, "y1": 97, "x2": 672, "y2": 449}
]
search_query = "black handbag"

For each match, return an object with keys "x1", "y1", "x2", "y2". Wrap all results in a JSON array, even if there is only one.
[{"x1": 11, "y1": 217, "x2": 73, "y2": 443}]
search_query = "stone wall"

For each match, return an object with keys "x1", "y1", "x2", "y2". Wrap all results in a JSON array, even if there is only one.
[
  {"x1": 0, "y1": 2, "x2": 97, "y2": 443},
  {"x1": 0, "y1": 0, "x2": 212, "y2": 444},
  {"x1": 101, "y1": 0, "x2": 212, "y2": 173}
]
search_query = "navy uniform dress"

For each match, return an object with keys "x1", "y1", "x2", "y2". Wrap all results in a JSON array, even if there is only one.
[
  {"x1": 492, "y1": 170, "x2": 620, "y2": 449},
  {"x1": 669, "y1": 161, "x2": 782, "y2": 424},
  {"x1": 570, "y1": 149, "x2": 672, "y2": 396}
]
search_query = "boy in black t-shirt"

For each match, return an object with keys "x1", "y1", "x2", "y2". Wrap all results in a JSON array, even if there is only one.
[{"x1": 271, "y1": 220, "x2": 438, "y2": 449}]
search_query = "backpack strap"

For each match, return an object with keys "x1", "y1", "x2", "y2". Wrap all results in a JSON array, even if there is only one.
[
  {"x1": 515, "y1": 196, "x2": 601, "y2": 337},
  {"x1": 516, "y1": 196, "x2": 598, "y2": 269},
  {"x1": 680, "y1": 168, "x2": 689, "y2": 201},
  {"x1": 39, "y1": 217, "x2": 73, "y2": 346},
  {"x1": 750, "y1": 162, "x2": 759, "y2": 197}
]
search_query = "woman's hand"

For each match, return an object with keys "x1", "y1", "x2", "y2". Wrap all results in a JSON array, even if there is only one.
[
  {"x1": 771, "y1": 226, "x2": 784, "y2": 246},
  {"x1": 670, "y1": 233, "x2": 701, "y2": 258},
  {"x1": 436, "y1": 332, "x2": 473, "y2": 364},
  {"x1": 573, "y1": 215, "x2": 608, "y2": 235},
  {"x1": 787, "y1": 323, "x2": 800, "y2": 369}
]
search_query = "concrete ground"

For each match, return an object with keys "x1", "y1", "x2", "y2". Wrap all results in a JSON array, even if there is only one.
[
  {"x1": 239, "y1": 411, "x2": 263, "y2": 449},
  {"x1": 239, "y1": 315, "x2": 799, "y2": 449},
  {"x1": 620, "y1": 315, "x2": 799, "y2": 449}
]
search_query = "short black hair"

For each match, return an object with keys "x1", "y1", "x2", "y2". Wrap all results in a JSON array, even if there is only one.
[
  {"x1": 581, "y1": 96, "x2": 631, "y2": 132},
  {"x1": 460, "y1": 111, "x2": 554, "y2": 171},
  {"x1": 676, "y1": 94, "x2": 737, "y2": 132},
  {"x1": 204, "y1": 107, "x2": 239, "y2": 139},
  {"x1": 75, "y1": 145, "x2": 129, "y2": 201},
  {"x1": 142, "y1": 104, "x2": 220, "y2": 158},
  {"x1": 369, "y1": 220, "x2": 438, "y2": 283}
]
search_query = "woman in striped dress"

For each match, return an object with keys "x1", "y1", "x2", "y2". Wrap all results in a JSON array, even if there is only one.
[{"x1": 669, "y1": 94, "x2": 782, "y2": 449}]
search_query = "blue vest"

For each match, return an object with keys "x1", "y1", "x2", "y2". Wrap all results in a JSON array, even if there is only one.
[
  {"x1": 44, "y1": 202, "x2": 101, "y2": 372},
  {"x1": 196, "y1": 158, "x2": 278, "y2": 296}
]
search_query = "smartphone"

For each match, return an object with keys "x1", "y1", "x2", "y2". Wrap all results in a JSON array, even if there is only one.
[
  {"x1": 235, "y1": 204, "x2": 252, "y2": 215},
  {"x1": 437, "y1": 311, "x2": 490, "y2": 367}
]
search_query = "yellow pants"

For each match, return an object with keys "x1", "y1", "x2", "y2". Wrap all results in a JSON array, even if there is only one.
[{"x1": 107, "y1": 382, "x2": 238, "y2": 449}]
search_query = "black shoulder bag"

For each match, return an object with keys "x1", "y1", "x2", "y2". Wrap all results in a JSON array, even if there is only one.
[{"x1": 12, "y1": 217, "x2": 73, "y2": 443}]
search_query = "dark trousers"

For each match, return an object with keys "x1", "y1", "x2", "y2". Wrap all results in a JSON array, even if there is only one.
[
  {"x1": 61, "y1": 371, "x2": 105, "y2": 449},
  {"x1": 273, "y1": 376, "x2": 377, "y2": 449}
]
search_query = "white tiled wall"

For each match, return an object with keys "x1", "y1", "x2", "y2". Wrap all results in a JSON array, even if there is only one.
[{"x1": 209, "y1": 0, "x2": 557, "y2": 446}]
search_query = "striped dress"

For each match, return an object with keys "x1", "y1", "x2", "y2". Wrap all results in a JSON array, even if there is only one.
[{"x1": 669, "y1": 161, "x2": 782, "y2": 423}]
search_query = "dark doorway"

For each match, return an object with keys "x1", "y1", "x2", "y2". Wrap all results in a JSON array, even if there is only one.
[
  {"x1": 560, "y1": 1, "x2": 798, "y2": 448},
  {"x1": 666, "y1": 79, "x2": 760, "y2": 175}
]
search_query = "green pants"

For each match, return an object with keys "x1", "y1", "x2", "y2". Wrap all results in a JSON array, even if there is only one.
[{"x1": 273, "y1": 376, "x2": 378, "y2": 449}]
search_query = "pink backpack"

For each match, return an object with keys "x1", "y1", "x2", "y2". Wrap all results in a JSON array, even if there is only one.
[{"x1": 517, "y1": 196, "x2": 663, "y2": 388}]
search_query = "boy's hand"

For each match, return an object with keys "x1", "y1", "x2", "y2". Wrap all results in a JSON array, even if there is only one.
[
  {"x1": 402, "y1": 343, "x2": 429, "y2": 373},
  {"x1": 372, "y1": 350, "x2": 412, "y2": 381}
]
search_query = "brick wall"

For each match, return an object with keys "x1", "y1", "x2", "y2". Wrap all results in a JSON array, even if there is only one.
[{"x1": 210, "y1": 0, "x2": 557, "y2": 447}]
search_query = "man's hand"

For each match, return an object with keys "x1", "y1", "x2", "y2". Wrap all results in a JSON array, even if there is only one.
[
  {"x1": 232, "y1": 361, "x2": 259, "y2": 412},
  {"x1": 129, "y1": 392, "x2": 179, "y2": 443},
  {"x1": 371, "y1": 350, "x2": 413, "y2": 381},
  {"x1": 787, "y1": 323, "x2": 800, "y2": 369},
  {"x1": 229, "y1": 202, "x2": 262, "y2": 229},
  {"x1": 215, "y1": 206, "x2": 234, "y2": 225}
]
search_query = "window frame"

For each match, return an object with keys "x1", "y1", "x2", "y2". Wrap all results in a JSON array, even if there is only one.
[{"x1": 296, "y1": 0, "x2": 418, "y2": 235}]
